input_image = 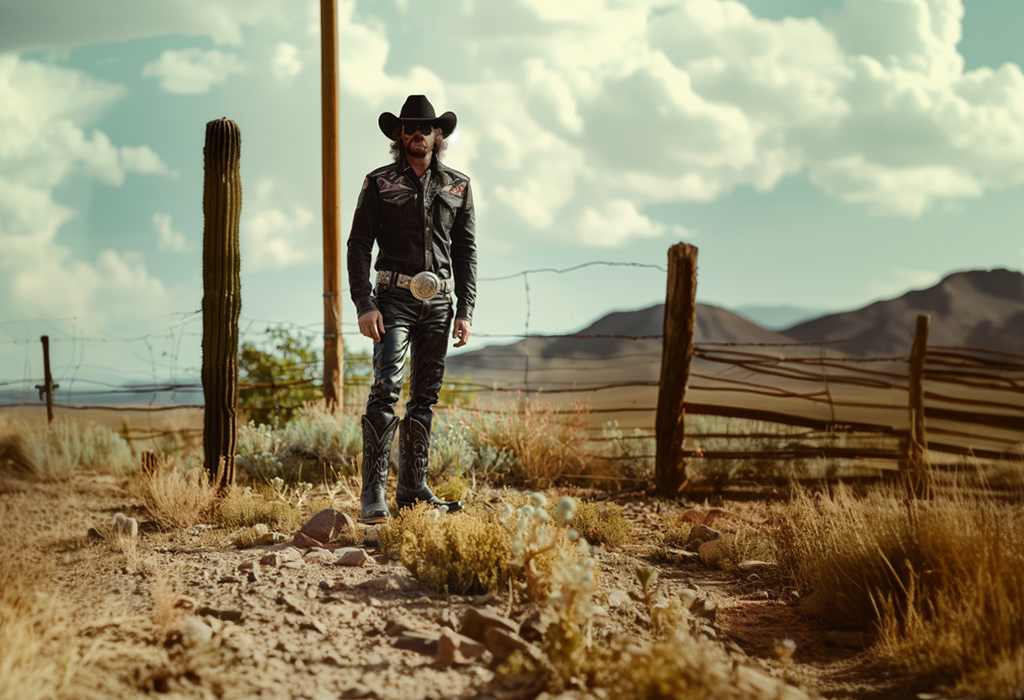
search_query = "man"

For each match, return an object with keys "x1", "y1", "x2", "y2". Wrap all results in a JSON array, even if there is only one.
[{"x1": 346, "y1": 95, "x2": 477, "y2": 524}]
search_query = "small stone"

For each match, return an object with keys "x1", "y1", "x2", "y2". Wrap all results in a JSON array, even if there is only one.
[
  {"x1": 318, "y1": 580, "x2": 333, "y2": 591},
  {"x1": 281, "y1": 561, "x2": 303, "y2": 570},
  {"x1": 341, "y1": 684, "x2": 373, "y2": 699},
  {"x1": 296, "y1": 508, "x2": 357, "y2": 546},
  {"x1": 435, "y1": 628, "x2": 466, "y2": 665},
  {"x1": 606, "y1": 589, "x2": 631, "y2": 608},
  {"x1": 198, "y1": 607, "x2": 245, "y2": 623},
  {"x1": 737, "y1": 560, "x2": 775, "y2": 572},
  {"x1": 305, "y1": 586, "x2": 318, "y2": 600},
  {"x1": 112, "y1": 513, "x2": 139, "y2": 538},
  {"x1": 698, "y1": 539, "x2": 723, "y2": 567},
  {"x1": 459, "y1": 608, "x2": 519, "y2": 644},
  {"x1": 394, "y1": 631, "x2": 440, "y2": 655},
  {"x1": 299, "y1": 617, "x2": 328, "y2": 635},
  {"x1": 217, "y1": 576, "x2": 239, "y2": 584},
  {"x1": 180, "y1": 616, "x2": 213, "y2": 647},
  {"x1": 246, "y1": 571, "x2": 258, "y2": 583},
  {"x1": 333, "y1": 548, "x2": 370, "y2": 567},
  {"x1": 686, "y1": 524, "x2": 720, "y2": 549},
  {"x1": 292, "y1": 531, "x2": 324, "y2": 550},
  {"x1": 237, "y1": 561, "x2": 255, "y2": 572},
  {"x1": 304, "y1": 549, "x2": 335, "y2": 563},
  {"x1": 260, "y1": 553, "x2": 282, "y2": 567},
  {"x1": 357, "y1": 574, "x2": 418, "y2": 591},
  {"x1": 483, "y1": 627, "x2": 539, "y2": 665}
]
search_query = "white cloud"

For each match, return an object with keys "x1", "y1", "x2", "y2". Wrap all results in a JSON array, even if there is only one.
[
  {"x1": 868, "y1": 268, "x2": 941, "y2": 299},
  {"x1": 0, "y1": 0, "x2": 285, "y2": 53},
  {"x1": 326, "y1": 0, "x2": 1024, "y2": 247},
  {"x1": 142, "y1": 48, "x2": 246, "y2": 95},
  {"x1": 0, "y1": 57, "x2": 174, "y2": 329},
  {"x1": 271, "y1": 42, "x2": 303, "y2": 81},
  {"x1": 153, "y1": 213, "x2": 191, "y2": 253},
  {"x1": 577, "y1": 200, "x2": 694, "y2": 247},
  {"x1": 243, "y1": 179, "x2": 314, "y2": 272}
]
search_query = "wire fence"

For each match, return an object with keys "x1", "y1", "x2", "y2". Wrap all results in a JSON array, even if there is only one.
[{"x1": 2, "y1": 260, "x2": 1023, "y2": 477}]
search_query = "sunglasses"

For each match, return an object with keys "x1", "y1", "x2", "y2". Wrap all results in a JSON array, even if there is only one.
[{"x1": 402, "y1": 122, "x2": 437, "y2": 135}]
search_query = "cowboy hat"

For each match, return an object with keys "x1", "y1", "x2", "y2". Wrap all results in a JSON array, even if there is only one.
[{"x1": 378, "y1": 95, "x2": 457, "y2": 139}]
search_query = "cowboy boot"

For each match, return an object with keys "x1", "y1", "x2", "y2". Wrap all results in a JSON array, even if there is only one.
[
  {"x1": 360, "y1": 415, "x2": 399, "y2": 524},
  {"x1": 396, "y1": 416, "x2": 463, "y2": 513}
]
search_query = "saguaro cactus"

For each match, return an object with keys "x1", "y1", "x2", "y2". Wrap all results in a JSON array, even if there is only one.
[{"x1": 202, "y1": 118, "x2": 242, "y2": 488}]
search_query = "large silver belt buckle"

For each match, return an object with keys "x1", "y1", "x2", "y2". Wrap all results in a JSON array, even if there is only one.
[{"x1": 409, "y1": 271, "x2": 441, "y2": 301}]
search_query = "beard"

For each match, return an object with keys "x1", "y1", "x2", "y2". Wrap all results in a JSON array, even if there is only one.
[{"x1": 404, "y1": 138, "x2": 431, "y2": 159}]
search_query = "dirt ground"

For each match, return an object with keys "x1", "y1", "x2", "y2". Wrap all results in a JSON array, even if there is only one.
[{"x1": 1, "y1": 473, "x2": 916, "y2": 700}]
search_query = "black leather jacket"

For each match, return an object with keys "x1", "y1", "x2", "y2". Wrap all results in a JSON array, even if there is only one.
[{"x1": 347, "y1": 159, "x2": 477, "y2": 322}]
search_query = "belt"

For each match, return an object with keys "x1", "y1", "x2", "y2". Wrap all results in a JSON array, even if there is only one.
[{"x1": 377, "y1": 270, "x2": 454, "y2": 301}]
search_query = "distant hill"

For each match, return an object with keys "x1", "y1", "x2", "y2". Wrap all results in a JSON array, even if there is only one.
[
  {"x1": 732, "y1": 304, "x2": 831, "y2": 330},
  {"x1": 449, "y1": 269, "x2": 1024, "y2": 373},
  {"x1": 446, "y1": 302, "x2": 793, "y2": 375},
  {"x1": 783, "y1": 269, "x2": 1024, "y2": 355}
]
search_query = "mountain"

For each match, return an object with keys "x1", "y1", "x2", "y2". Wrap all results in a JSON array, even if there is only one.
[
  {"x1": 783, "y1": 269, "x2": 1024, "y2": 356},
  {"x1": 447, "y1": 302, "x2": 794, "y2": 372},
  {"x1": 732, "y1": 304, "x2": 831, "y2": 330}
]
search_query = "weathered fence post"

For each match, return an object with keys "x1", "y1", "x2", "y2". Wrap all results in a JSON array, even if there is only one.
[
  {"x1": 320, "y1": 0, "x2": 344, "y2": 410},
  {"x1": 202, "y1": 118, "x2": 242, "y2": 489},
  {"x1": 34, "y1": 335, "x2": 59, "y2": 425},
  {"x1": 905, "y1": 313, "x2": 930, "y2": 496},
  {"x1": 656, "y1": 243, "x2": 698, "y2": 496}
]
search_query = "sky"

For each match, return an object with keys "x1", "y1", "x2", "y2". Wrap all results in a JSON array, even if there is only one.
[{"x1": 1, "y1": 0, "x2": 1023, "y2": 398}]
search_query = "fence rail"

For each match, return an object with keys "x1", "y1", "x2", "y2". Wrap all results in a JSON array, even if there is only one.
[{"x1": 2, "y1": 254, "x2": 1022, "y2": 491}]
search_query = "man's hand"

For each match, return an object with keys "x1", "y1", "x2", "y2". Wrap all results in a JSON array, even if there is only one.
[
  {"x1": 452, "y1": 318, "x2": 472, "y2": 348},
  {"x1": 358, "y1": 310, "x2": 386, "y2": 342}
]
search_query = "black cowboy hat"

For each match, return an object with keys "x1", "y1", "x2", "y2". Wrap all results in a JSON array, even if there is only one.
[{"x1": 378, "y1": 95, "x2": 457, "y2": 139}]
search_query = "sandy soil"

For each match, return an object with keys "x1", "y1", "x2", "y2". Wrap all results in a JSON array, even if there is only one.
[{"x1": 0, "y1": 473, "x2": 907, "y2": 700}]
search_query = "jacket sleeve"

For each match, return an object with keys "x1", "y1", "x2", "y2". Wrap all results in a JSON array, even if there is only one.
[
  {"x1": 450, "y1": 180, "x2": 477, "y2": 322},
  {"x1": 346, "y1": 175, "x2": 380, "y2": 317}
]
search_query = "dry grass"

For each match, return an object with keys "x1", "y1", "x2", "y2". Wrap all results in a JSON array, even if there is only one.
[
  {"x1": 382, "y1": 502, "x2": 513, "y2": 595},
  {"x1": 216, "y1": 484, "x2": 298, "y2": 531},
  {"x1": 465, "y1": 397, "x2": 590, "y2": 487},
  {"x1": 566, "y1": 500, "x2": 634, "y2": 548},
  {"x1": 127, "y1": 459, "x2": 218, "y2": 528},
  {"x1": 0, "y1": 419, "x2": 134, "y2": 480},
  {"x1": 772, "y1": 477, "x2": 1024, "y2": 696}
]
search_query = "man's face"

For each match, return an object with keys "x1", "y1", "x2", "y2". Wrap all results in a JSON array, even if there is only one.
[{"x1": 400, "y1": 122, "x2": 438, "y2": 159}]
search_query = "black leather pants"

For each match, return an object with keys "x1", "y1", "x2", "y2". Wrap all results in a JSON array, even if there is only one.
[{"x1": 364, "y1": 285, "x2": 453, "y2": 435}]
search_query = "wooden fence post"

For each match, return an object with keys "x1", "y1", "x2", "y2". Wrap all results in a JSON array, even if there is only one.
[
  {"x1": 656, "y1": 243, "x2": 698, "y2": 496},
  {"x1": 202, "y1": 118, "x2": 242, "y2": 489},
  {"x1": 34, "y1": 335, "x2": 58, "y2": 425},
  {"x1": 320, "y1": 0, "x2": 344, "y2": 411},
  {"x1": 905, "y1": 313, "x2": 930, "y2": 496}
]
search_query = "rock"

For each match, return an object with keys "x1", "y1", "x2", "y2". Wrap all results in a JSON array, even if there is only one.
[
  {"x1": 686, "y1": 524, "x2": 720, "y2": 550},
  {"x1": 292, "y1": 531, "x2": 324, "y2": 550},
  {"x1": 217, "y1": 576, "x2": 239, "y2": 584},
  {"x1": 260, "y1": 553, "x2": 282, "y2": 567},
  {"x1": 698, "y1": 539, "x2": 723, "y2": 568},
  {"x1": 393, "y1": 631, "x2": 440, "y2": 655},
  {"x1": 180, "y1": 616, "x2": 213, "y2": 647},
  {"x1": 237, "y1": 561, "x2": 255, "y2": 572},
  {"x1": 459, "y1": 608, "x2": 520, "y2": 644},
  {"x1": 246, "y1": 571, "x2": 258, "y2": 584},
  {"x1": 606, "y1": 589, "x2": 631, "y2": 609},
  {"x1": 299, "y1": 617, "x2": 328, "y2": 635},
  {"x1": 340, "y1": 684, "x2": 373, "y2": 699},
  {"x1": 112, "y1": 513, "x2": 139, "y2": 538},
  {"x1": 483, "y1": 627, "x2": 540, "y2": 665},
  {"x1": 737, "y1": 560, "x2": 775, "y2": 572},
  {"x1": 435, "y1": 627, "x2": 466, "y2": 665},
  {"x1": 825, "y1": 630, "x2": 867, "y2": 649},
  {"x1": 357, "y1": 574, "x2": 419, "y2": 591},
  {"x1": 691, "y1": 597, "x2": 718, "y2": 625},
  {"x1": 281, "y1": 560, "x2": 303, "y2": 570},
  {"x1": 198, "y1": 607, "x2": 245, "y2": 623},
  {"x1": 333, "y1": 548, "x2": 370, "y2": 567},
  {"x1": 304, "y1": 549, "x2": 335, "y2": 563},
  {"x1": 296, "y1": 508, "x2": 357, "y2": 546}
]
